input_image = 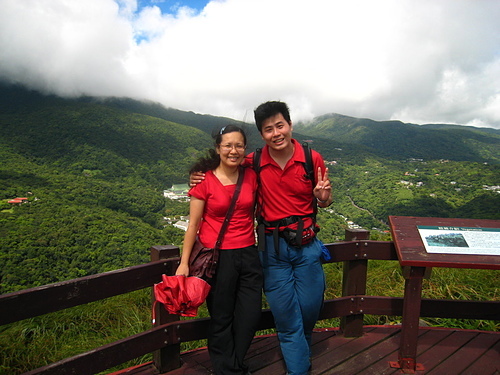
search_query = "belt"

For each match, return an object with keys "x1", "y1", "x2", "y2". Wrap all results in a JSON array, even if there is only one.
[{"x1": 257, "y1": 214, "x2": 315, "y2": 253}]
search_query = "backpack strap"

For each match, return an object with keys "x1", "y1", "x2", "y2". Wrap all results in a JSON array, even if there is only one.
[
  {"x1": 302, "y1": 142, "x2": 315, "y2": 184},
  {"x1": 302, "y1": 142, "x2": 318, "y2": 216},
  {"x1": 253, "y1": 147, "x2": 262, "y2": 175}
]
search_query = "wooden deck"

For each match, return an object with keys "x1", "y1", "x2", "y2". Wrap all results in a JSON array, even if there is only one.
[{"x1": 112, "y1": 325, "x2": 500, "y2": 375}]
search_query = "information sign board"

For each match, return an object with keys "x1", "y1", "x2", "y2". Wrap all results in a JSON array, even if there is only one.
[{"x1": 417, "y1": 225, "x2": 500, "y2": 256}]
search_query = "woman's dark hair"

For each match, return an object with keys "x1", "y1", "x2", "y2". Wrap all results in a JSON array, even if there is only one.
[
  {"x1": 189, "y1": 124, "x2": 247, "y2": 173},
  {"x1": 254, "y1": 101, "x2": 291, "y2": 132}
]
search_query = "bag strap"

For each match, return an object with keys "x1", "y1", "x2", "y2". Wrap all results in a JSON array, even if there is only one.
[{"x1": 214, "y1": 167, "x2": 245, "y2": 250}]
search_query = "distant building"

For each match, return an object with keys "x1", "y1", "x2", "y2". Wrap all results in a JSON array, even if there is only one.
[
  {"x1": 164, "y1": 184, "x2": 190, "y2": 200},
  {"x1": 8, "y1": 197, "x2": 28, "y2": 205},
  {"x1": 173, "y1": 220, "x2": 189, "y2": 231},
  {"x1": 483, "y1": 185, "x2": 500, "y2": 193},
  {"x1": 171, "y1": 184, "x2": 190, "y2": 194}
]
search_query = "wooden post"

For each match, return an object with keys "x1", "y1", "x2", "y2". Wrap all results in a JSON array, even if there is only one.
[
  {"x1": 398, "y1": 266, "x2": 426, "y2": 373},
  {"x1": 340, "y1": 228, "x2": 370, "y2": 337},
  {"x1": 150, "y1": 245, "x2": 181, "y2": 373}
]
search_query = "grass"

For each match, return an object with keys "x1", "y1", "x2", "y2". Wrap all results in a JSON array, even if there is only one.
[
  {"x1": 0, "y1": 290, "x2": 153, "y2": 375},
  {"x1": 0, "y1": 260, "x2": 498, "y2": 375}
]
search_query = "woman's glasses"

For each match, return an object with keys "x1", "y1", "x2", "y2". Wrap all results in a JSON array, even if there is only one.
[{"x1": 220, "y1": 144, "x2": 246, "y2": 151}]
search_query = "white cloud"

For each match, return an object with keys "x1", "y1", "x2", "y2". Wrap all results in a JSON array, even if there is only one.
[{"x1": 0, "y1": 0, "x2": 499, "y2": 128}]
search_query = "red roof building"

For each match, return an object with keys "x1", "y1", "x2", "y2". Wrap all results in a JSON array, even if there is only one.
[{"x1": 8, "y1": 197, "x2": 28, "y2": 204}]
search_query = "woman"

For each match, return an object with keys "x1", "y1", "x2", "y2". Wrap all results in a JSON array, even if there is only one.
[{"x1": 176, "y1": 125, "x2": 262, "y2": 375}]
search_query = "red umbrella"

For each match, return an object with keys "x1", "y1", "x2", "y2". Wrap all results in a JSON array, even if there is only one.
[{"x1": 153, "y1": 275, "x2": 211, "y2": 318}]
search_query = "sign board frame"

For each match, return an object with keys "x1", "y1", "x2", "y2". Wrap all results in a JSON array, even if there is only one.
[{"x1": 389, "y1": 216, "x2": 500, "y2": 270}]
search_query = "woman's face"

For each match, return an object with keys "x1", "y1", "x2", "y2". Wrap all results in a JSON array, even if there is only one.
[{"x1": 217, "y1": 131, "x2": 246, "y2": 168}]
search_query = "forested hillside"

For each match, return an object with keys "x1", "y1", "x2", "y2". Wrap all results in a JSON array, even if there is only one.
[
  {"x1": 327, "y1": 157, "x2": 499, "y2": 232},
  {"x1": 0, "y1": 84, "x2": 213, "y2": 292},
  {"x1": 295, "y1": 113, "x2": 500, "y2": 163},
  {"x1": 1, "y1": 83, "x2": 499, "y2": 294},
  {"x1": 294, "y1": 113, "x2": 499, "y2": 231}
]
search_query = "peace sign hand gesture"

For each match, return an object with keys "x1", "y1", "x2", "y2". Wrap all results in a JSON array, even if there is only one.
[{"x1": 313, "y1": 167, "x2": 332, "y2": 206}]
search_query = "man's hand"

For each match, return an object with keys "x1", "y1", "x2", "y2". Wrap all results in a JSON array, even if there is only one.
[
  {"x1": 313, "y1": 167, "x2": 332, "y2": 206},
  {"x1": 190, "y1": 171, "x2": 206, "y2": 187}
]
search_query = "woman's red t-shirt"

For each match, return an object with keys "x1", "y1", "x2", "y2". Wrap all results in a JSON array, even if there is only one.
[{"x1": 188, "y1": 168, "x2": 257, "y2": 250}]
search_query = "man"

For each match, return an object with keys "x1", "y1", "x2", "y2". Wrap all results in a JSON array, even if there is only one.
[
  {"x1": 251, "y1": 101, "x2": 331, "y2": 375},
  {"x1": 192, "y1": 101, "x2": 332, "y2": 375}
]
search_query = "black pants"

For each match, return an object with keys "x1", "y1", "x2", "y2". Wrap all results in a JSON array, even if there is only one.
[{"x1": 206, "y1": 245, "x2": 263, "y2": 375}]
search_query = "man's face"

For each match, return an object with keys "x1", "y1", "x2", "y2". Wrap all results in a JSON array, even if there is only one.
[{"x1": 260, "y1": 113, "x2": 293, "y2": 152}]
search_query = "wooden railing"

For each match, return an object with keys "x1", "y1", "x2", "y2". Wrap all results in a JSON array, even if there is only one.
[{"x1": 1, "y1": 229, "x2": 498, "y2": 375}]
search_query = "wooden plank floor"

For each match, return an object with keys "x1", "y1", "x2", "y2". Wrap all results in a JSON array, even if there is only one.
[{"x1": 112, "y1": 326, "x2": 500, "y2": 375}]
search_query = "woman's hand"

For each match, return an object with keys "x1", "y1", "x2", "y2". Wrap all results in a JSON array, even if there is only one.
[{"x1": 175, "y1": 263, "x2": 190, "y2": 277}]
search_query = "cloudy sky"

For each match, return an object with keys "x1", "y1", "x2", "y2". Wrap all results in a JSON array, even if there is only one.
[{"x1": 1, "y1": 0, "x2": 499, "y2": 128}]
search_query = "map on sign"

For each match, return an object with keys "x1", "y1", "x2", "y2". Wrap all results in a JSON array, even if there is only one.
[{"x1": 417, "y1": 226, "x2": 500, "y2": 256}]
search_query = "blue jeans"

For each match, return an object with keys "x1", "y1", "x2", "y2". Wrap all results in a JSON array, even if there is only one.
[{"x1": 260, "y1": 235, "x2": 325, "y2": 375}]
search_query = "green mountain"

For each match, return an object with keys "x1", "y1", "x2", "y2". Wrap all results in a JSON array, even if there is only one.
[
  {"x1": 1, "y1": 82, "x2": 499, "y2": 294},
  {"x1": 0, "y1": 83, "x2": 215, "y2": 292},
  {"x1": 295, "y1": 113, "x2": 500, "y2": 163},
  {"x1": 0, "y1": 84, "x2": 217, "y2": 187}
]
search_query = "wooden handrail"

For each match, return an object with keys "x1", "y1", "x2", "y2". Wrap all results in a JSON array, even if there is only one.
[
  {"x1": 0, "y1": 239, "x2": 395, "y2": 325},
  {"x1": 0, "y1": 259, "x2": 170, "y2": 325}
]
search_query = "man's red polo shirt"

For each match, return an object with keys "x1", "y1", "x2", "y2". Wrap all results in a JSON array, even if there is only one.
[{"x1": 245, "y1": 139, "x2": 326, "y2": 229}]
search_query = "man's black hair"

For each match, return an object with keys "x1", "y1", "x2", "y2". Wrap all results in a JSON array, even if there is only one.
[{"x1": 254, "y1": 101, "x2": 291, "y2": 132}]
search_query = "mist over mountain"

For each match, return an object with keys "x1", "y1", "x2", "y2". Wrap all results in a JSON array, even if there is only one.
[
  {"x1": 83, "y1": 95, "x2": 500, "y2": 165},
  {"x1": 5, "y1": 81, "x2": 498, "y2": 164}
]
